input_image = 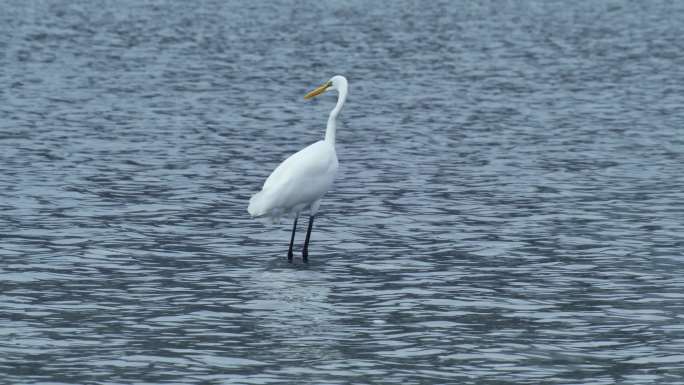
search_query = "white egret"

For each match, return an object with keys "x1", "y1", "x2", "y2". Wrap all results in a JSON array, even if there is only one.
[{"x1": 247, "y1": 75, "x2": 348, "y2": 263}]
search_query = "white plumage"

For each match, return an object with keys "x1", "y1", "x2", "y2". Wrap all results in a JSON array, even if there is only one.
[{"x1": 247, "y1": 140, "x2": 338, "y2": 221}]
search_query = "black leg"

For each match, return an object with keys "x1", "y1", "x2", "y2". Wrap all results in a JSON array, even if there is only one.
[
  {"x1": 302, "y1": 215, "x2": 315, "y2": 263},
  {"x1": 287, "y1": 216, "x2": 298, "y2": 263}
]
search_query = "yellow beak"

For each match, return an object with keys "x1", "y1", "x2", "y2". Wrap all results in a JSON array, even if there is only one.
[{"x1": 304, "y1": 80, "x2": 332, "y2": 99}]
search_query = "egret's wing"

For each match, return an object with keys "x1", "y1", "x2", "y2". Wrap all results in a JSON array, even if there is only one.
[
  {"x1": 248, "y1": 140, "x2": 338, "y2": 218},
  {"x1": 263, "y1": 140, "x2": 336, "y2": 191}
]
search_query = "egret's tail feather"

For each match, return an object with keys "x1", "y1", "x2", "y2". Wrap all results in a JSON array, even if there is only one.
[{"x1": 248, "y1": 190, "x2": 270, "y2": 217}]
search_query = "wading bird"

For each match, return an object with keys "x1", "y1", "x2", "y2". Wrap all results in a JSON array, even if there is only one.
[{"x1": 247, "y1": 75, "x2": 348, "y2": 263}]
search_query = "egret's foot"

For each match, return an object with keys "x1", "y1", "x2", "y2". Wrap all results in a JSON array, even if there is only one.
[
  {"x1": 288, "y1": 251, "x2": 294, "y2": 263},
  {"x1": 302, "y1": 250, "x2": 309, "y2": 263}
]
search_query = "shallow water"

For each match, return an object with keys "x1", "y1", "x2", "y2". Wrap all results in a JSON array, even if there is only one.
[{"x1": 2, "y1": 0, "x2": 684, "y2": 384}]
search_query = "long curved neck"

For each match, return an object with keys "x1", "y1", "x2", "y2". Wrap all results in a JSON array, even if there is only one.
[{"x1": 325, "y1": 84, "x2": 347, "y2": 145}]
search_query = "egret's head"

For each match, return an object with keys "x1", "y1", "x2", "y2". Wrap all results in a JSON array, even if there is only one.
[{"x1": 304, "y1": 75, "x2": 348, "y2": 99}]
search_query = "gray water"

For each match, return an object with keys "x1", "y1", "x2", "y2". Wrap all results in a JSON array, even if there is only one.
[{"x1": 1, "y1": 0, "x2": 684, "y2": 384}]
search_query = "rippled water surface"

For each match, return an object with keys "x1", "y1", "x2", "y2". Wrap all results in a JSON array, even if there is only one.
[{"x1": 2, "y1": 0, "x2": 684, "y2": 384}]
